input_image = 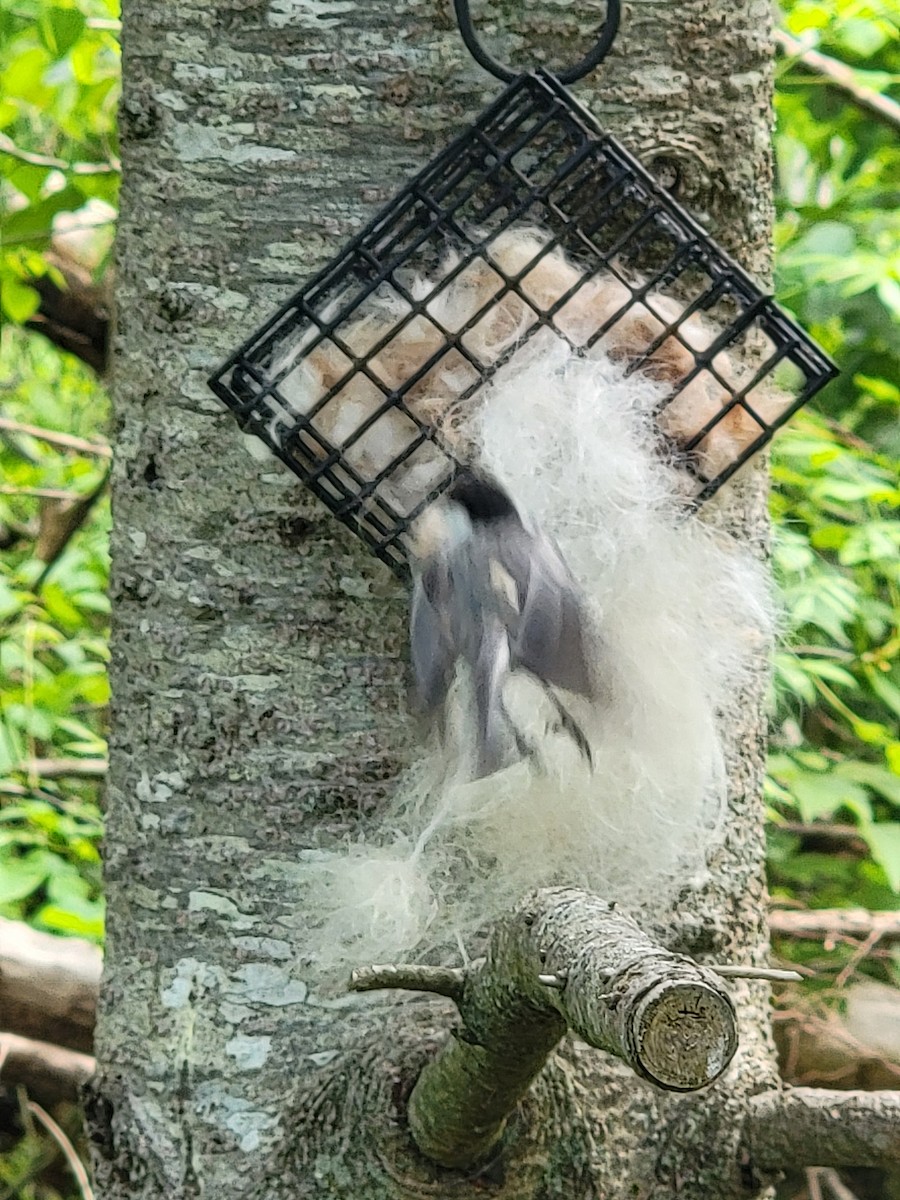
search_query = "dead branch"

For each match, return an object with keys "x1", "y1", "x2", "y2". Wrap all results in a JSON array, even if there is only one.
[
  {"x1": 0, "y1": 418, "x2": 111, "y2": 459},
  {"x1": 34, "y1": 465, "x2": 111, "y2": 578},
  {"x1": 0, "y1": 1033, "x2": 95, "y2": 1106},
  {"x1": 775, "y1": 29, "x2": 900, "y2": 132},
  {"x1": 26, "y1": 1101, "x2": 95, "y2": 1200},
  {"x1": 24, "y1": 248, "x2": 111, "y2": 374},
  {"x1": 0, "y1": 917, "x2": 100, "y2": 1053},
  {"x1": 11, "y1": 758, "x2": 108, "y2": 780},
  {"x1": 351, "y1": 887, "x2": 738, "y2": 1170},
  {"x1": 745, "y1": 1087, "x2": 900, "y2": 1169},
  {"x1": 769, "y1": 909, "x2": 900, "y2": 945}
]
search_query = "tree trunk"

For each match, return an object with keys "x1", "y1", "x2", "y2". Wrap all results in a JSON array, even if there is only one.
[{"x1": 93, "y1": 1, "x2": 780, "y2": 1195}]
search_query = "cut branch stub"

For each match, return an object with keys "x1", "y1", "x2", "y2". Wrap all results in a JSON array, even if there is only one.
[
  {"x1": 530, "y1": 892, "x2": 737, "y2": 1093},
  {"x1": 628, "y1": 975, "x2": 737, "y2": 1090},
  {"x1": 376, "y1": 887, "x2": 739, "y2": 1170}
]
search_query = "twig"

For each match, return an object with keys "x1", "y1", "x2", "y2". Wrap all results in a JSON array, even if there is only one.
[
  {"x1": 769, "y1": 909, "x2": 900, "y2": 946},
  {"x1": 34, "y1": 463, "x2": 111, "y2": 586},
  {"x1": 0, "y1": 131, "x2": 120, "y2": 176},
  {"x1": 709, "y1": 965, "x2": 803, "y2": 983},
  {"x1": 774, "y1": 822, "x2": 868, "y2": 856},
  {"x1": 807, "y1": 1167, "x2": 825, "y2": 1200},
  {"x1": 833, "y1": 928, "x2": 884, "y2": 989},
  {"x1": 819, "y1": 1168, "x2": 862, "y2": 1200},
  {"x1": 774, "y1": 28, "x2": 900, "y2": 133},
  {"x1": 27, "y1": 1101, "x2": 95, "y2": 1200},
  {"x1": 349, "y1": 963, "x2": 466, "y2": 1003},
  {"x1": 0, "y1": 485, "x2": 83, "y2": 500},
  {"x1": 13, "y1": 757, "x2": 108, "y2": 779},
  {"x1": 0, "y1": 1032, "x2": 95, "y2": 1105},
  {"x1": 0, "y1": 416, "x2": 112, "y2": 458}
]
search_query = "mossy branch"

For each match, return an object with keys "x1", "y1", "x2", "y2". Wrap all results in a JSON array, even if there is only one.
[{"x1": 350, "y1": 886, "x2": 740, "y2": 1170}]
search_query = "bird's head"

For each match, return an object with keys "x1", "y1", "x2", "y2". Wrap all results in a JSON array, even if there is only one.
[{"x1": 448, "y1": 472, "x2": 518, "y2": 523}]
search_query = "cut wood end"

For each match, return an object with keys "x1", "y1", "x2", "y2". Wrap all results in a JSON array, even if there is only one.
[{"x1": 631, "y1": 980, "x2": 738, "y2": 1091}]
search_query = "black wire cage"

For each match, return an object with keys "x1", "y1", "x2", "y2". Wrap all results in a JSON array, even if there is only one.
[{"x1": 209, "y1": 70, "x2": 837, "y2": 577}]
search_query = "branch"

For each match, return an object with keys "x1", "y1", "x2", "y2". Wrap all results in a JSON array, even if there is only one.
[
  {"x1": 0, "y1": 417, "x2": 112, "y2": 459},
  {"x1": 26, "y1": 1101, "x2": 95, "y2": 1200},
  {"x1": 0, "y1": 131, "x2": 120, "y2": 175},
  {"x1": 355, "y1": 887, "x2": 738, "y2": 1170},
  {"x1": 774, "y1": 29, "x2": 900, "y2": 133},
  {"x1": 349, "y1": 963, "x2": 466, "y2": 1002},
  {"x1": 0, "y1": 1033, "x2": 95, "y2": 1106},
  {"x1": 34, "y1": 465, "x2": 111, "y2": 582},
  {"x1": 769, "y1": 908, "x2": 900, "y2": 945},
  {"x1": 0, "y1": 917, "x2": 100, "y2": 1053},
  {"x1": 745, "y1": 1087, "x2": 900, "y2": 1169},
  {"x1": 12, "y1": 757, "x2": 108, "y2": 779},
  {"x1": 25, "y1": 248, "x2": 111, "y2": 373}
]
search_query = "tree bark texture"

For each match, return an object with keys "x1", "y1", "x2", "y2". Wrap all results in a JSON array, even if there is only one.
[
  {"x1": 95, "y1": 1, "x2": 780, "y2": 1196},
  {"x1": 746, "y1": 1088, "x2": 900, "y2": 1171}
]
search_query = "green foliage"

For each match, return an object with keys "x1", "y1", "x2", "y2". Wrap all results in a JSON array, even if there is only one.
[
  {"x1": 774, "y1": 0, "x2": 900, "y2": 453},
  {"x1": 768, "y1": 0, "x2": 900, "y2": 922},
  {"x1": 1, "y1": 0, "x2": 119, "y2": 321},
  {"x1": 0, "y1": 330, "x2": 109, "y2": 943}
]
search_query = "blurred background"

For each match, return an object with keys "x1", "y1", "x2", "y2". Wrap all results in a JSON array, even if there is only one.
[{"x1": 0, "y1": 1, "x2": 897, "y2": 1196}]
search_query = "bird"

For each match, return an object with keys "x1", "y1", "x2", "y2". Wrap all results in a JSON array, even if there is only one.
[{"x1": 408, "y1": 471, "x2": 597, "y2": 778}]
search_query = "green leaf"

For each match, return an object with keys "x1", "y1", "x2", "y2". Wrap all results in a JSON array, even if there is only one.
[
  {"x1": 835, "y1": 762, "x2": 900, "y2": 809},
  {"x1": 34, "y1": 897, "x2": 104, "y2": 941},
  {"x1": 779, "y1": 769, "x2": 871, "y2": 824},
  {"x1": 860, "y1": 823, "x2": 900, "y2": 892},
  {"x1": 0, "y1": 854, "x2": 49, "y2": 904},
  {"x1": 1, "y1": 277, "x2": 41, "y2": 322},
  {"x1": 40, "y1": 7, "x2": 86, "y2": 57}
]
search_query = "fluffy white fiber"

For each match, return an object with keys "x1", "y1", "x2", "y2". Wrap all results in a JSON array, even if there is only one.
[{"x1": 292, "y1": 321, "x2": 774, "y2": 980}]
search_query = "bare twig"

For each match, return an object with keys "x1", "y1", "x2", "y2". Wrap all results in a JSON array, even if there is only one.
[
  {"x1": 775, "y1": 28, "x2": 900, "y2": 132},
  {"x1": 0, "y1": 485, "x2": 83, "y2": 501},
  {"x1": 819, "y1": 1168, "x2": 862, "y2": 1200},
  {"x1": 709, "y1": 965, "x2": 803, "y2": 983},
  {"x1": 834, "y1": 929, "x2": 884, "y2": 989},
  {"x1": 775, "y1": 822, "x2": 869, "y2": 856},
  {"x1": 0, "y1": 416, "x2": 112, "y2": 458},
  {"x1": 27, "y1": 1101, "x2": 95, "y2": 1200},
  {"x1": 807, "y1": 1167, "x2": 825, "y2": 1200},
  {"x1": 769, "y1": 909, "x2": 900, "y2": 946},
  {"x1": 13, "y1": 757, "x2": 108, "y2": 779},
  {"x1": 0, "y1": 131, "x2": 120, "y2": 175},
  {"x1": 349, "y1": 963, "x2": 466, "y2": 1002}
]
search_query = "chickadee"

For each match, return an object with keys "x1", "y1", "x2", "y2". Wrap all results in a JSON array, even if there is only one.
[{"x1": 409, "y1": 472, "x2": 597, "y2": 778}]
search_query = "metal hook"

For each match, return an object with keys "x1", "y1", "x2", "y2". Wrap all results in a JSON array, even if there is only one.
[{"x1": 453, "y1": 0, "x2": 621, "y2": 85}]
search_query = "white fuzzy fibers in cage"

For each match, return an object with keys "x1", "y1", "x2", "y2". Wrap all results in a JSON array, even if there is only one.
[{"x1": 295, "y1": 326, "x2": 774, "y2": 980}]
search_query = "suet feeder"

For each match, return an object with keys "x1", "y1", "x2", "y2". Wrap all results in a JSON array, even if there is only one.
[{"x1": 208, "y1": 1, "x2": 837, "y2": 577}]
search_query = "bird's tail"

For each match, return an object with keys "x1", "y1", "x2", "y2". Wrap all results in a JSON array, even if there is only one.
[{"x1": 471, "y1": 625, "x2": 516, "y2": 779}]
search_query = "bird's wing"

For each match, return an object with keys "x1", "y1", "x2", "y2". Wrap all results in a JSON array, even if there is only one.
[
  {"x1": 505, "y1": 530, "x2": 596, "y2": 699},
  {"x1": 409, "y1": 560, "x2": 457, "y2": 715}
]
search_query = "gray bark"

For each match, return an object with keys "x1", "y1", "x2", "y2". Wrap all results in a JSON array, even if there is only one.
[
  {"x1": 95, "y1": 0, "x2": 782, "y2": 1196},
  {"x1": 402, "y1": 888, "x2": 738, "y2": 1169},
  {"x1": 746, "y1": 1088, "x2": 900, "y2": 1170}
]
